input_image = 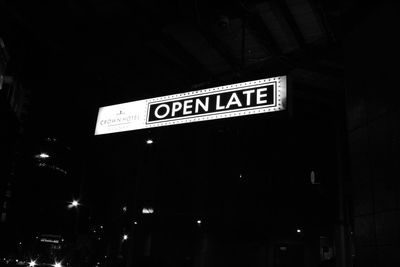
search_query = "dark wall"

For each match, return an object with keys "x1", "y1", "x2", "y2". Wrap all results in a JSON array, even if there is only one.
[{"x1": 346, "y1": 3, "x2": 400, "y2": 266}]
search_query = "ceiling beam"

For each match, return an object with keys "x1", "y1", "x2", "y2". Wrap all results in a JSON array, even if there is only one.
[
  {"x1": 234, "y1": 1, "x2": 281, "y2": 56},
  {"x1": 195, "y1": 24, "x2": 241, "y2": 72},
  {"x1": 136, "y1": 1, "x2": 240, "y2": 73},
  {"x1": 146, "y1": 45, "x2": 195, "y2": 87},
  {"x1": 270, "y1": 0, "x2": 306, "y2": 49},
  {"x1": 245, "y1": 12, "x2": 282, "y2": 55},
  {"x1": 305, "y1": 0, "x2": 336, "y2": 43},
  {"x1": 130, "y1": 2, "x2": 212, "y2": 82},
  {"x1": 159, "y1": 33, "x2": 212, "y2": 80}
]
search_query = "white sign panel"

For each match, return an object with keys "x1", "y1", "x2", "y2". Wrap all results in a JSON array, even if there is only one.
[{"x1": 95, "y1": 75, "x2": 287, "y2": 135}]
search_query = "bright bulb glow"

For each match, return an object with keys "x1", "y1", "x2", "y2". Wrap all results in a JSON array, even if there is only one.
[
  {"x1": 197, "y1": 220, "x2": 202, "y2": 225},
  {"x1": 68, "y1": 200, "x2": 79, "y2": 209},
  {"x1": 39, "y1": 153, "x2": 50, "y2": 158},
  {"x1": 29, "y1": 260, "x2": 37, "y2": 267},
  {"x1": 123, "y1": 234, "x2": 128, "y2": 240},
  {"x1": 53, "y1": 262, "x2": 62, "y2": 267},
  {"x1": 146, "y1": 139, "x2": 154, "y2": 144},
  {"x1": 142, "y1": 207, "x2": 154, "y2": 214},
  {"x1": 297, "y1": 229, "x2": 302, "y2": 233},
  {"x1": 310, "y1": 171, "x2": 319, "y2": 184}
]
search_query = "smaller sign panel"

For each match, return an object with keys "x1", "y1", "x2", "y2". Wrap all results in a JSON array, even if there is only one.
[
  {"x1": 95, "y1": 75, "x2": 287, "y2": 135},
  {"x1": 40, "y1": 238, "x2": 59, "y2": 244}
]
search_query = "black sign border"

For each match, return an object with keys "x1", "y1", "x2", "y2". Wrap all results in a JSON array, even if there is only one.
[{"x1": 145, "y1": 81, "x2": 278, "y2": 125}]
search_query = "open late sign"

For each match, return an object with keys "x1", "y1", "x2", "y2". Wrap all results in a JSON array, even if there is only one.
[{"x1": 95, "y1": 75, "x2": 286, "y2": 135}]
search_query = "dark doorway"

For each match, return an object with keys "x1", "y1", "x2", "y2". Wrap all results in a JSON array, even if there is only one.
[{"x1": 274, "y1": 244, "x2": 304, "y2": 267}]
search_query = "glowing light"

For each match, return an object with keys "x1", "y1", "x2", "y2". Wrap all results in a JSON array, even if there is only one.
[
  {"x1": 297, "y1": 229, "x2": 302, "y2": 233},
  {"x1": 68, "y1": 200, "x2": 80, "y2": 209},
  {"x1": 123, "y1": 234, "x2": 128, "y2": 240},
  {"x1": 310, "y1": 170, "x2": 319, "y2": 184},
  {"x1": 29, "y1": 260, "x2": 37, "y2": 267},
  {"x1": 39, "y1": 153, "x2": 50, "y2": 158},
  {"x1": 146, "y1": 139, "x2": 154, "y2": 144},
  {"x1": 142, "y1": 207, "x2": 154, "y2": 214},
  {"x1": 197, "y1": 220, "x2": 202, "y2": 225},
  {"x1": 53, "y1": 262, "x2": 62, "y2": 267},
  {"x1": 133, "y1": 221, "x2": 138, "y2": 225}
]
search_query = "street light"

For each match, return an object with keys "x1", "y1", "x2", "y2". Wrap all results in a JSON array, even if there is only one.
[
  {"x1": 142, "y1": 207, "x2": 154, "y2": 214},
  {"x1": 53, "y1": 262, "x2": 62, "y2": 267},
  {"x1": 39, "y1": 153, "x2": 50, "y2": 158},
  {"x1": 123, "y1": 234, "x2": 128, "y2": 241},
  {"x1": 68, "y1": 200, "x2": 80, "y2": 208},
  {"x1": 146, "y1": 139, "x2": 154, "y2": 145},
  {"x1": 29, "y1": 260, "x2": 37, "y2": 267},
  {"x1": 35, "y1": 152, "x2": 50, "y2": 159}
]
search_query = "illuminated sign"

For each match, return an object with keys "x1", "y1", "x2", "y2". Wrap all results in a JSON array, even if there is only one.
[
  {"x1": 95, "y1": 75, "x2": 287, "y2": 135},
  {"x1": 40, "y1": 238, "x2": 59, "y2": 244}
]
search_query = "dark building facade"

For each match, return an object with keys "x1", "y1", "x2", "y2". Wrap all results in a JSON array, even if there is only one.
[{"x1": 346, "y1": 3, "x2": 400, "y2": 266}]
